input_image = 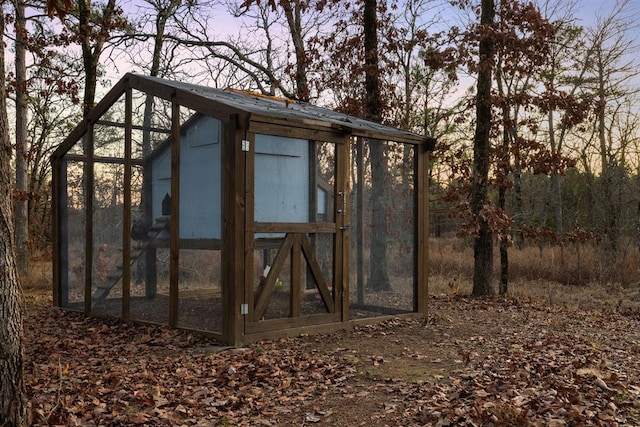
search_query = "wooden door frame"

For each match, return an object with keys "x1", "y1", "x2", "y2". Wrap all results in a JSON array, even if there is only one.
[
  {"x1": 222, "y1": 114, "x2": 247, "y2": 346},
  {"x1": 242, "y1": 131, "x2": 350, "y2": 337}
]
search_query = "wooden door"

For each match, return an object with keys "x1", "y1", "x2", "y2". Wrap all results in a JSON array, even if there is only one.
[{"x1": 244, "y1": 134, "x2": 349, "y2": 335}]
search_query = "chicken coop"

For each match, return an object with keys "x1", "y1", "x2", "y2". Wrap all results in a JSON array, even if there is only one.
[{"x1": 51, "y1": 73, "x2": 436, "y2": 346}]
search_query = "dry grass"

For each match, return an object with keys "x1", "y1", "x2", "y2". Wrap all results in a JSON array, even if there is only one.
[
  {"x1": 21, "y1": 259, "x2": 52, "y2": 291},
  {"x1": 22, "y1": 237, "x2": 640, "y2": 311},
  {"x1": 429, "y1": 274, "x2": 640, "y2": 310},
  {"x1": 428, "y1": 237, "x2": 640, "y2": 310}
]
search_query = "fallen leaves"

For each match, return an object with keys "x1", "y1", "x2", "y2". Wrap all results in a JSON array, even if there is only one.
[
  {"x1": 24, "y1": 300, "x2": 356, "y2": 425},
  {"x1": 22, "y1": 292, "x2": 640, "y2": 425}
]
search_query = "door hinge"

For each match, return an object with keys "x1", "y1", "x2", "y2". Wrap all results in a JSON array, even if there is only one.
[
  {"x1": 241, "y1": 140, "x2": 250, "y2": 152},
  {"x1": 240, "y1": 303, "x2": 248, "y2": 315}
]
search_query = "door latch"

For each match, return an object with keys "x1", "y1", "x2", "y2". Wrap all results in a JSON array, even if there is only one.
[{"x1": 337, "y1": 191, "x2": 347, "y2": 214}]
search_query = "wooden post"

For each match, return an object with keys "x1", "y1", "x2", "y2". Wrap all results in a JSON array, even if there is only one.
[
  {"x1": 143, "y1": 161, "x2": 156, "y2": 298},
  {"x1": 222, "y1": 114, "x2": 246, "y2": 346},
  {"x1": 307, "y1": 140, "x2": 318, "y2": 290},
  {"x1": 415, "y1": 140, "x2": 433, "y2": 315},
  {"x1": 244, "y1": 131, "x2": 254, "y2": 325},
  {"x1": 122, "y1": 87, "x2": 133, "y2": 322},
  {"x1": 335, "y1": 135, "x2": 351, "y2": 322},
  {"x1": 84, "y1": 127, "x2": 94, "y2": 316},
  {"x1": 290, "y1": 233, "x2": 301, "y2": 317},
  {"x1": 51, "y1": 156, "x2": 64, "y2": 306},
  {"x1": 168, "y1": 98, "x2": 180, "y2": 327},
  {"x1": 356, "y1": 137, "x2": 365, "y2": 306}
]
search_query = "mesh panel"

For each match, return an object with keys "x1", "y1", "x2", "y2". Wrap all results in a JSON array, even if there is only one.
[
  {"x1": 60, "y1": 158, "x2": 86, "y2": 309},
  {"x1": 349, "y1": 140, "x2": 416, "y2": 318}
]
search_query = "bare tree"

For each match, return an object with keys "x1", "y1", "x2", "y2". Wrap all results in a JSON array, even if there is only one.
[
  {"x1": 580, "y1": 0, "x2": 639, "y2": 253},
  {"x1": 144, "y1": 0, "x2": 338, "y2": 100},
  {"x1": 281, "y1": 0, "x2": 310, "y2": 100},
  {"x1": 132, "y1": 0, "x2": 184, "y2": 156},
  {"x1": 492, "y1": 0, "x2": 559, "y2": 294},
  {"x1": 537, "y1": 0, "x2": 586, "y2": 240},
  {"x1": 27, "y1": 57, "x2": 83, "y2": 249},
  {"x1": 64, "y1": 0, "x2": 128, "y2": 116}
]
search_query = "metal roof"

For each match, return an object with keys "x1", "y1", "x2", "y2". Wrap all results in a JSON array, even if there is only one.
[
  {"x1": 129, "y1": 74, "x2": 433, "y2": 146},
  {"x1": 53, "y1": 74, "x2": 435, "y2": 158}
]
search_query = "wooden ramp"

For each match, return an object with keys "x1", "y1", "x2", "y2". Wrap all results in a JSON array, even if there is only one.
[{"x1": 92, "y1": 216, "x2": 170, "y2": 305}]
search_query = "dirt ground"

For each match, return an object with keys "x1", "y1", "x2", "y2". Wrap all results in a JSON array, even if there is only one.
[
  {"x1": 273, "y1": 296, "x2": 640, "y2": 426},
  {"x1": 23, "y1": 289, "x2": 640, "y2": 426}
]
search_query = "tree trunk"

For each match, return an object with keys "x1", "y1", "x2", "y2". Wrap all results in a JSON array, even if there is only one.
[
  {"x1": 363, "y1": 0, "x2": 390, "y2": 291},
  {"x1": 548, "y1": 109, "x2": 563, "y2": 235},
  {"x1": 495, "y1": 53, "x2": 509, "y2": 295},
  {"x1": 142, "y1": 0, "x2": 179, "y2": 156},
  {"x1": 282, "y1": 0, "x2": 309, "y2": 101},
  {"x1": 596, "y1": 63, "x2": 618, "y2": 254},
  {"x1": 471, "y1": 0, "x2": 495, "y2": 297},
  {"x1": 79, "y1": 0, "x2": 117, "y2": 117},
  {"x1": 13, "y1": 0, "x2": 29, "y2": 278},
  {"x1": 79, "y1": 0, "x2": 96, "y2": 117},
  {"x1": 363, "y1": 0, "x2": 380, "y2": 123},
  {"x1": 0, "y1": 5, "x2": 28, "y2": 424},
  {"x1": 513, "y1": 154, "x2": 522, "y2": 248},
  {"x1": 140, "y1": 0, "x2": 180, "y2": 295},
  {"x1": 369, "y1": 140, "x2": 391, "y2": 291},
  {"x1": 498, "y1": 117, "x2": 508, "y2": 295},
  {"x1": 498, "y1": 127, "x2": 508, "y2": 295}
]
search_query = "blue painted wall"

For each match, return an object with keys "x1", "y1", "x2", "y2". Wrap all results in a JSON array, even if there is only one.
[
  {"x1": 254, "y1": 134, "x2": 309, "y2": 224},
  {"x1": 151, "y1": 116, "x2": 313, "y2": 240},
  {"x1": 152, "y1": 115, "x2": 222, "y2": 239}
]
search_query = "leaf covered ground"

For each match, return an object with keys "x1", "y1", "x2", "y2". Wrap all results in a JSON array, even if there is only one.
[{"x1": 23, "y1": 291, "x2": 640, "y2": 426}]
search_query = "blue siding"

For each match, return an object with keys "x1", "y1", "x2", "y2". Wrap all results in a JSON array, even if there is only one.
[
  {"x1": 254, "y1": 134, "x2": 309, "y2": 224},
  {"x1": 151, "y1": 117, "x2": 311, "y2": 241},
  {"x1": 152, "y1": 115, "x2": 222, "y2": 239}
]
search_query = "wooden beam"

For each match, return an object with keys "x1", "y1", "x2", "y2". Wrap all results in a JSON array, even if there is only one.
[
  {"x1": 122, "y1": 87, "x2": 132, "y2": 322},
  {"x1": 203, "y1": 311, "x2": 426, "y2": 344},
  {"x1": 150, "y1": 238, "x2": 222, "y2": 249},
  {"x1": 335, "y1": 136, "x2": 351, "y2": 322},
  {"x1": 94, "y1": 119, "x2": 171, "y2": 134},
  {"x1": 168, "y1": 99, "x2": 180, "y2": 327},
  {"x1": 51, "y1": 156, "x2": 62, "y2": 306},
  {"x1": 52, "y1": 77, "x2": 128, "y2": 159},
  {"x1": 248, "y1": 120, "x2": 347, "y2": 145},
  {"x1": 84, "y1": 127, "x2": 94, "y2": 316},
  {"x1": 254, "y1": 222, "x2": 336, "y2": 233},
  {"x1": 253, "y1": 234, "x2": 294, "y2": 320},
  {"x1": 127, "y1": 74, "x2": 250, "y2": 125},
  {"x1": 416, "y1": 142, "x2": 431, "y2": 315},
  {"x1": 243, "y1": 131, "x2": 255, "y2": 335},
  {"x1": 356, "y1": 137, "x2": 365, "y2": 306},
  {"x1": 63, "y1": 154, "x2": 144, "y2": 166},
  {"x1": 143, "y1": 158, "x2": 157, "y2": 298},
  {"x1": 290, "y1": 234, "x2": 301, "y2": 318},
  {"x1": 249, "y1": 114, "x2": 429, "y2": 145},
  {"x1": 300, "y1": 234, "x2": 334, "y2": 313},
  {"x1": 222, "y1": 114, "x2": 246, "y2": 346},
  {"x1": 244, "y1": 312, "x2": 338, "y2": 335}
]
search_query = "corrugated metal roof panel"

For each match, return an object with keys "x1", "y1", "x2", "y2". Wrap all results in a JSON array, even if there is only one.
[{"x1": 135, "y1": 74, "x2": 430, "y2": 144}]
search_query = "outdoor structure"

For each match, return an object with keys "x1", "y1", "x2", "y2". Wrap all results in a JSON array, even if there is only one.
[{"x1": 51, "y1": 74, "x2": 436, "y2": 346}]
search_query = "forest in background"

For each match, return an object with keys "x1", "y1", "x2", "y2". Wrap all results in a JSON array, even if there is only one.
[
  {"x1": 0, "y1": 0, "x2": 639, "y2": 423},
  {"x1": 3, "y1": 0, "x2": 639, "y2": 293}
]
